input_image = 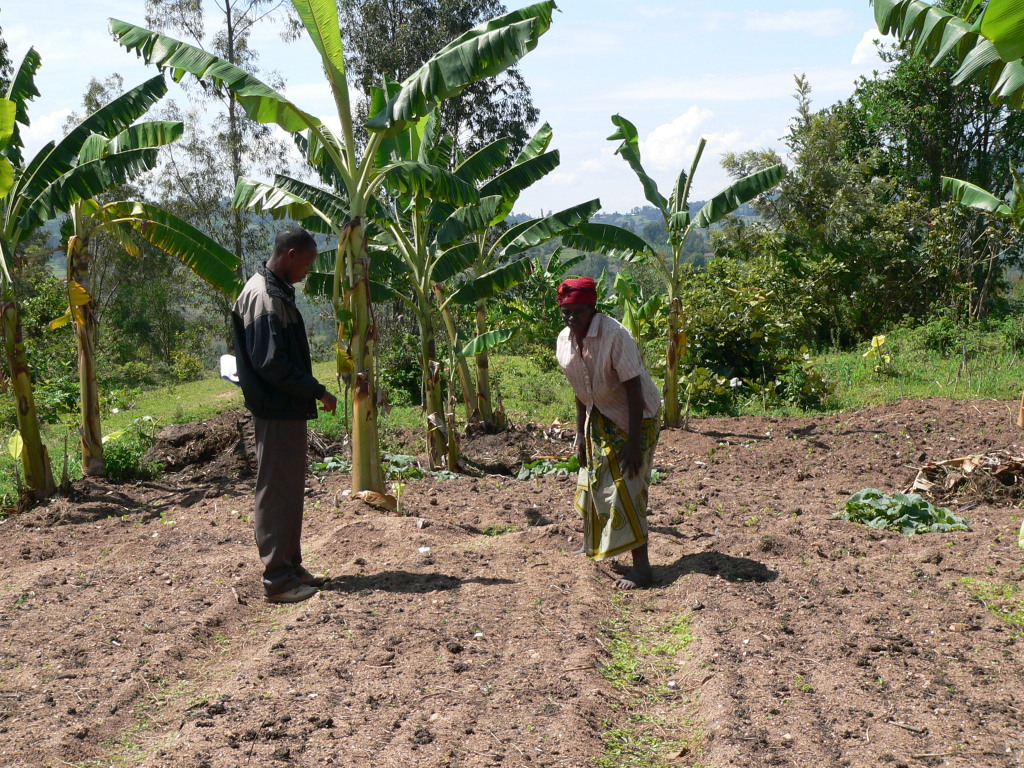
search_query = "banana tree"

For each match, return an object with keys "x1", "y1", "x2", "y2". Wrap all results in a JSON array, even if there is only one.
[
  {"x1": 872, "y1": 0, "x2": 1024, "y2": 106},
  {"x1": 1, "y1": 53, "x2": 176, "y2": 499},
  {"x1": 433, "y1": 122, "x2": 651, "y2": 432},
  {"x1": 611, "y1": 269, "x2": 663, "y2": 367},
  {"x1": 941, "y1": 167, "x2": 1024, "y2": 420},
  {"x1": 57, "y1": 197, "x2": 241, "y2": 476},
  {"x1": 111, "y1": 0, "x2": 557, "y2": 495},
  {"x1": 607, "y1": 114, "x2": 785, "y2": 427}
]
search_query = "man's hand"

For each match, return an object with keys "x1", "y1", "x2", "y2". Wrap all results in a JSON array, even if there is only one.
[{"x1": 319, "y1": 391, "x2": 338, "y2": 414}]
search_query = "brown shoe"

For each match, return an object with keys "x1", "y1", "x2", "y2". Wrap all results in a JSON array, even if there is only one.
[
  {"x1": 296, "y1": 570, "x2": 328, "y2": 587},
  {"x1": 265, "y1": 584, "x2": 318, "y2": 603}
]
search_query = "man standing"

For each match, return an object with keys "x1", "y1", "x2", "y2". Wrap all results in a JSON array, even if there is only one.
[{"x1": 232, "y1": 227, "x2": 337, "y2": 603}]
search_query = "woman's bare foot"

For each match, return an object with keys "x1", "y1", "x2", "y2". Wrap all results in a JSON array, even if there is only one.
[
  {"x1": 615, "y1": 566, "x2": 652, "y2": 589},
  {"x1": 614, "y1": 543, "x2": 652, "y2": 588}
]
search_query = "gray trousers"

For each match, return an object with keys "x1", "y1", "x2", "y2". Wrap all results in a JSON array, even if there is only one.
[{"x1": 254, "y1": 417, "x2": 309, "y2": 596}]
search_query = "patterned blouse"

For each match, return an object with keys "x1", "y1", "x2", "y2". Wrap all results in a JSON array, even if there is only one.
[{"x1": 556, "y1": 313, "x2": 661, "y2": 434}]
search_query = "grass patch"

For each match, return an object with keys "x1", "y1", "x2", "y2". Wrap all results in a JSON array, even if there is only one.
[
  {"x1": 817, "y1": 328, "x2": 1023, "y2": 411},
  {"x1": 595, "y1": 725, "x2": 693, "y2": 768},
  {"x1": 601, "y1": 597, "x2": 694, "y2": 689},
  {"x1": 481, "y1": 524, "x2": 517, "y2": 536},
  {"x1": 596, "y1": 594, "x2": 700, "y2": 767},
  {"x1": 960, "y1": 577, "x2": 1024, "y2": 634}
]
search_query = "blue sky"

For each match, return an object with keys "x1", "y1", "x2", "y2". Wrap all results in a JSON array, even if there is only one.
[{"x1": 2, "y1": 1, "x2": 892, "y2": 215}]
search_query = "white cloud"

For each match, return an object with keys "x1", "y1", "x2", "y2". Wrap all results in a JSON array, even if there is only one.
[
  {"x1": 633, "y1": 4, "x2": 678, "y2": 21},
  {"x1": 746, "y1": 9, "x2": 853, "y2": 37},
  {"x1": 852, "y1": 27, "x2": 888, "y2": 66},
  {"x1": 24, "y1": 108, "x2": 74, "y2": 151},
  {"x1": 639, "y1": 107, "x2": 714, "y2": 172}
]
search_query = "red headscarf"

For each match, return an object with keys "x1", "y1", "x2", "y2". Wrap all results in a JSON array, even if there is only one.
[{"x1": 557, "y1": 277, "x2": 597, "y2": 306}]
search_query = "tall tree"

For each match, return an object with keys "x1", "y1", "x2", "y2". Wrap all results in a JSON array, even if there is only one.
[
  {"x1": 143, "y1": 1, "x2": 294, "y2": 315},
  {"x1": 338, "y1": 0, "x2": 540, "y2": 158},
  {"x1": 0, "y1": 16, "x2": 12, "y2": 93}
]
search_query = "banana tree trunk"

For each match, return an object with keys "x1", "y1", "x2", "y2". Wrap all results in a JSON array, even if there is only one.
[
  {"x1": 1, "y1": 300, "x2": 55, "y2": 498},
  {"x1": 445, "y1": 401, "x2": 460, "y2": 472},
  {"x1": 473, "y1": 300, "x2": 498, "y2": 431},
  {"x1": 343, "y1": 219, "x2": 384, "y2": 494},
  {"x1": 432, "y1": 284, "x2": 476, "y2": 418},
  {"x1": 67, "y1": 235, "x2": 104, "y2": 476},
  {"x1": 663, "y1": 296, "x2": 684, "y2": 428},
  {"x1": 418, "y1": 303, "x2": 448, "y2": 470}
]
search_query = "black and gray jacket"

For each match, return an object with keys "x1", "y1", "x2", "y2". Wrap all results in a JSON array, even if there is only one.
[{"x1": 231, "y1": 263, "x2": 326, "y2": 420}]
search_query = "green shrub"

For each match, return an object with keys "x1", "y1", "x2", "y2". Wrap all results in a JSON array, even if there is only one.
[
  {"x1": 171, "y1": 349, "x2": 205, "y2": 382},
  {"x1": 995, "y1": 314, "x2": 1024, "y2": 354},
  {"x1": 677, "y1": 255, "x2": 832, "y2": 413},
  {"x1": 103, "y1": 416, "x2": 163, "y2": 483}
]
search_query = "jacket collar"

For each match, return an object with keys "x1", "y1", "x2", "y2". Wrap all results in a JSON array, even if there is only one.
[{"x1": 258, "y1": 262, "x2": 296, "y2": 302}]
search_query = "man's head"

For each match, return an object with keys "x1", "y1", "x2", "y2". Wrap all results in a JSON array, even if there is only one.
[{"x1": 268, "y1": 227, "x2": 318, "y2": 284}]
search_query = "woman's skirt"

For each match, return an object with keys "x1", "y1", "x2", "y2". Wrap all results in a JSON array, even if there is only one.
[{"x1": 574, "y1": 409, "x2": 660, "y2": 560}]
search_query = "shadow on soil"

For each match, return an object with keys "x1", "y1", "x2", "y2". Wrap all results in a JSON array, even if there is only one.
[
  {"x1": 657, "y1": 551, "x2": 778, "y2": 586},
  {"x1": 323, "y1": 570, "x2": 515, "y2": 594}
]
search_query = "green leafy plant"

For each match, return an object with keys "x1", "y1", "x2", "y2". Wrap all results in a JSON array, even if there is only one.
[
  {"x1": 863, "y1": 334, "x2": 895, "y2": 376},
  {"x1": 102, "y1": 416, "x2": 162, "y2": 483},
  {"x1": 516, "y1": 455, "x2": 579, "y2": 481},
  {"x1": 960, "y1": 577, "x2": 1024, "y2": 633},
  {"x1": 311, "y1": 455, "x2": 352, "y2": 474},
  {"x1": 840, "y1": 488, "x2": 969, "y2": 535},
  {"x1": 383, "y1": 453, "x2": 426, "y2": 480}
]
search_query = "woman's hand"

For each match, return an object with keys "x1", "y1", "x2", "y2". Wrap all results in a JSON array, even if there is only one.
[{"x1": 619, "y1": 439, "x2": 643, "y2": 479}]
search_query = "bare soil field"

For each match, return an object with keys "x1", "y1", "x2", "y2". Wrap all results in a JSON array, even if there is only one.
[{"x1": 1, "y1": 398, "x2": 1022, "y2": 768}]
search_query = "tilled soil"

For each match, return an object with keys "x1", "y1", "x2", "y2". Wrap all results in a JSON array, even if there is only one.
[{"x1": 1, "y1": 398, "x2": 1023, "y2": 768}]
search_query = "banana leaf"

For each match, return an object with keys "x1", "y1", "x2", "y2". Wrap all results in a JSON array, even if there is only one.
[
  {"x1": 692, "y1": 164, "x2": 785, "y2": 229},
  {"x1": 459, "y1": 327, "x2": 517, "y2": 357},
  {"x1": 513, "y1": 121, "x2": 553, "y2": 164},
  {"x1": 454, "y1": 137, "x2": 511, "y2": 185},
  {"x1": 19, "y1": 148, "x2": 160, "y2": 234},
  {"x1": 365, "y1": 1, "x2": 556, "y2": 136},
  {"x1": 981, "y1": 0, "x2": 1024, "y2": 62},
  {"x1": 608, "y1": 114, "x2": 667, "y2": 213},
  {"x1": 291, "y1": 0, "x2": 348, "y2": 101},
  {"x1": 497, "y1": 199, "x2": 602, "y2": 257},
  {"x1": 450, "y1": 258, "x2": 534, "y2": 305},
  {"x1": 559, "y1": 222, "x2": 651, "y2": 261},
  {"x1": 432, "y1": 242, "x2": 479, "y2": 284},
  {"x1": 479, "y1": 149, "x2": 559, "y2": 206},
  {"x1": 941, "y1": 175, "x2": 1012, "y2": 215},
  {"x1": 2, "y1": 48, "x2": 41, "y2": 166},
  {"x1": 109, "y1": 20, "x2": 321, "y2": 133},
  {"x1": 381, "y1": 161, "x2": 479, "y2": 206},
  {"x1": 435, "y1": 196, "x2": 504, "y2": 247},
  {"x1": 101, "y1": 201, "x2": 243, "y2": 296},
  {"x1": 17, "y1": 76, "x2": 168, "y2": 210},
  {"x1": 953, "y1": 38, "x2": 1005, "y2": 85}
]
